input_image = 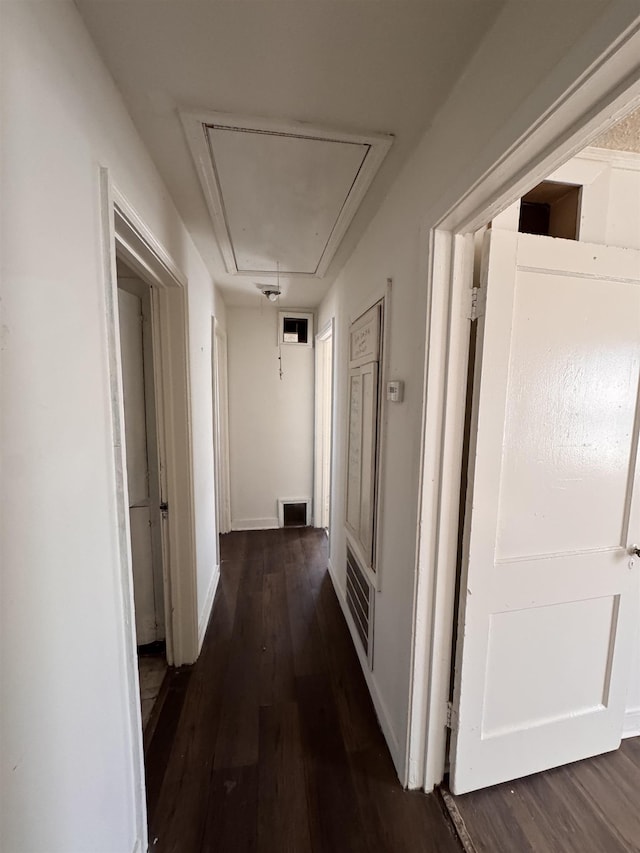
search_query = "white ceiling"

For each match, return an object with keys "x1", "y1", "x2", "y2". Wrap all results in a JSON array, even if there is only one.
[{"x1": 77, "y1": 0, "x2": 504, "y2": 307}]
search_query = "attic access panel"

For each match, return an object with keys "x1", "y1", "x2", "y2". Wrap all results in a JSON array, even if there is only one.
[{"x1": 181, "y1": 111, "x2": 393, "y2": 278}]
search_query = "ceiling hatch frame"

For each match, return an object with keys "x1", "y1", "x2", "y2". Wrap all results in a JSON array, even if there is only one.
[{"x1": 181, "y1": 110, "x2": 394, "y2": 279}]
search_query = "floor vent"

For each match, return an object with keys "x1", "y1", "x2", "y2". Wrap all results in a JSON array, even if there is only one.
[
  {"x1": 346, "y1": 547, "x2": 374, "y2": 665},
  {"x1": 281, "y1": 501, "x2": 308, "y2": 527}
]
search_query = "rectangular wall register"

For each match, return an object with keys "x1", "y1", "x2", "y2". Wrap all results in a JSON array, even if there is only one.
[
  {"x1": 278, "y1": 498, "x2": 311, "y2": 528},
  {"x1": 346, "y1": 547, "x2": 374, "y2": 666},
  {"x1": 279, "y1": 311, "x2": 313, "y2": 347}
]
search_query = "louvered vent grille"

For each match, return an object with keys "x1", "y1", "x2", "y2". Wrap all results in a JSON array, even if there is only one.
[{"x1": 346, "y1": 547, "x2": 374, "y2": 664}]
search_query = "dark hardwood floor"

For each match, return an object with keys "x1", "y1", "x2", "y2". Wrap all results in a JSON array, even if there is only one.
[
  {"x1": 145, "y1": 528, "x2": 462, "y2": 853},
  {"x1": 444, "y1": 735, "x2": 640, "y2": 853}
]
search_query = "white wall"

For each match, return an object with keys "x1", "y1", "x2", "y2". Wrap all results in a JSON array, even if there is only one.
[
  {"x1": 227, "y1": 307, "x2": 314, "y2": 529},
  {"x1": 318, "y1": 1, "x2": 640, "y2": 780},
  {"x1": 1, "y1": 3, "x2": 224, "y2": 851}
]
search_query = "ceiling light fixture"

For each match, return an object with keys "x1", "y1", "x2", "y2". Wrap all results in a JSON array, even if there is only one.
[{"x1": 255, "y1": 261, "x2": 282, "y2": 302}]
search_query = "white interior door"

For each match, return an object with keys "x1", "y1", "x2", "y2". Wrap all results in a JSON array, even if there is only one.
[
  {"x1": 118, "y1": 287, "x2": 163, "y2": 646},
  {"x1": 450, "y1": 228, "x2": 640, "y2": 794}
]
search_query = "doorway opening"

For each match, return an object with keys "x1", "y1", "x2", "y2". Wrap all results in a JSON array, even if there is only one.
[
  {"x1": 314, "y1": 320, "x2": 334, "y2": 537},
  {"x1": 447, "y1": 103, "x2": 640, "y2": 797},
  {"x1": 100, "y1": 171, "x2": 201, "y2": 848},
  {"x1": 117, "y1": 258, "x2": 168, "y2": 730},
  {"x1": 409, "y1": 46, "x2": 640, "y2": 796}
]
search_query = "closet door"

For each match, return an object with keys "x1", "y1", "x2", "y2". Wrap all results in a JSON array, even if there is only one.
[
  {"x1": 346, "y1": 362, "x2": 379, "y2": 565},
  {"x1": 346, "y1": 303, "x2": 382, "y2": 570}
]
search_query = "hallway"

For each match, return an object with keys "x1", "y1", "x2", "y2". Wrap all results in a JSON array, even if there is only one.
[{"x1": 144, "y1": 529, "x2": 461, "y2": 852}]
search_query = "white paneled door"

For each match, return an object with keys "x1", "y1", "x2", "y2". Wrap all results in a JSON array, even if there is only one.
[
  {"x1": 118, "y1": 287, "x2": 164, "y2": 646},
  {"x1": 450, "y1": 229, "x2": 640, "y2": 794}
]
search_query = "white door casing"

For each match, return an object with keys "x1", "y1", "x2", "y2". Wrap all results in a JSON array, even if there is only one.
[
  {"x1": 322, "y1": 335, "x2": 333, "y2": 529},
  {"x1": 450, "y1": 228, "x2": 640, "y2": 794},
  {"x1": 314, "y1": 321, "x2": 334, "y2": 531},
  {"x1": 212, "y1": 320, "x2": 231, "y2": 536}
]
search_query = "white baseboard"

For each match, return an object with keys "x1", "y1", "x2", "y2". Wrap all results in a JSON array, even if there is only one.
[
  {"x1": 623, "y1": 707, "x2": 640, "y2": 738},
  {"x1": 231, "y1": 517, "x2": 279, "y2": 531},
  {"x1": 198, "y1": 563, "x2": 220, "y2": 652},
  {"x1": 327, "y1": 556, "x2": 339, "y2": 591},
  {"x1": 326, "y1": 559, "x2": 403, "y2": 780}
]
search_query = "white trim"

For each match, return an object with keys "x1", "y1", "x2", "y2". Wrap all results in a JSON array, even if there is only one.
[
  {"x1": 198, "y1": 563, "x2": 220, "y2": 652},
  {"x1": 327, "y1": 559, "x2": 402, "y2": 775},
  {"x1": 409, "y1": 22, "x2": 640, "y2": 794},
  {"x1": 623, "y1": 708, "x2": 640, "y2": 738},
  {"x1": 212, "y1": 319, "x2": 232, "y2": 535},
  {"x1": 277, "y1": 498, "x2": 312, "y2": 528},
  {"x1": 317, "y1": 319, "x2": 334, "y2": 340},
  {"x1": 232, "y1": 517, "x2": 279, "y2": 531},
  {"x1": 111, "y1": 187, "x2": 200, "y2": 668},
  {"x1": 581, "y1": 145, "x2": 640, "y2": 171},
  {"x1": 180, "y1": 109, "x2": 393, "y2": 279},
  {"x1": 314, "y1": 319, "x2": 334, "y2": 531},
  {"x1": 98, "y1": 168, "x2": 147, "y2": 853}
]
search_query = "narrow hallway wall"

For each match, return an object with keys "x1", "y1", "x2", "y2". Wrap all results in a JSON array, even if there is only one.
[
  {"x1": 1, "y1": 3, "x2": 224, "y2": 850},
  {"x1": 227, "y1": 306, "x2": 314, "y2": 530},
  {"x1": 317, "y1": 2, "x2": 640, "y2": 783}
]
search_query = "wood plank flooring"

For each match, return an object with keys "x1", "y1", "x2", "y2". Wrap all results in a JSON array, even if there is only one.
[
  {"x1": 446, "y1": 735, "x2": 640, "y2": 852},
  {"x1": 145, "y1": 528, "x2": 461, "y2": 853}
]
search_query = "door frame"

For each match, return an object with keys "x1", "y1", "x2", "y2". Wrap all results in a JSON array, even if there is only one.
[
  {"x1": 406, "y1": 28, "x2": 640, "y2": 791},
  {"x1": 212, "y1": 317, "x2": 232, "y2": 536},
  {"x1": 100, "y1": 169, "x2": 200, "y2": 672},
  {"x1": 314, "y1": 318, "x2": 334, "y2": 534}
]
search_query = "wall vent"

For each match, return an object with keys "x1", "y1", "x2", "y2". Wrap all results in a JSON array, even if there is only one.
[
  {"x1": 278, "y1": 498, "x2": 311, "y2": 528},
  {"x1": 279, "y1": 311, "x2": 313, "y2": 347},
  {"x1": 346, "y1": 547, "x2": 374, "y2": 666}
]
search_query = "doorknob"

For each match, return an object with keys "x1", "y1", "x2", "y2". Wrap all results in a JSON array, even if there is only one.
[{"x1": 629, "y1": 545, "x2": 640, "y2": 557}]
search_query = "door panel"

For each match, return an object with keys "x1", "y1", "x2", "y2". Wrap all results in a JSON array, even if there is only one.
[
  {"x1": 450, "y1": 229, "x2": 640, "y2": 794},
  {"x1": 346, "y1": 363, "x2": 379, "y2": 566},
  {"x1": 346, "y1": 370, "x2": 363, "y2": 536},
  {"x1": 118, "y1": 287, "x2": 159, "y2": 646},
  {"x1": 359, "y1": 362, "x2": 379, "y2": 562},
  {"x1": 129, "y1": 506, "x2": 158, "y2": 644},
  {"x1": 496, "y1": 271, "x2": 639, "y2": 560}
]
